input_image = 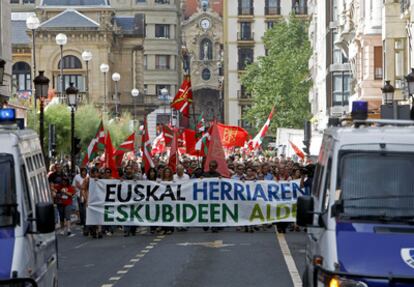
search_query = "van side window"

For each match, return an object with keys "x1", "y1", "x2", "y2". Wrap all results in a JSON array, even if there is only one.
[
  {"x1": 312, "y1": 164, "x2": 325, "y2": 197},
  {"x1": 30, "y1": 177, "x2": 40, "y2": 203},
  {"x1": 321, "y1": 158, "x2": 332, "y2": 211},
  {"x1": 21, "y1": 165, "x2": 33, "y2": 217},
  {"x1": 27, "y1": 157, "x2": 34, "y2": 172}
]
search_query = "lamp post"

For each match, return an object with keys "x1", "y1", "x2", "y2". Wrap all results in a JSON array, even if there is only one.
[
  {"x1": 26, "y1": 15, "x2": 40, "y2": 105},
  {"x1": 33, "y1": 71, "x2": 50, "y2": 157},
  {"x1": 0, "y1": 59, "x2": 5, "y2": 86},
  {"x1": 405, "y1": 68, "x2": 414, "y2": 120},
  {"x1": 112, "y1": 72, "x2": 121, "y2": 118},
  {"x1": 131, "y1": 88, "x2": 139, "y2": 123},
  {"x1": 56, "y1": 33, "x2": 67, "y2": 100},
  {"x1": 66, "y1": 82, "x2": 78, "y2": 177},
  {"x1": 81, "y1": 50, "x2": 92, "y2": 104},
  {"x1": 100, "y1": 63, "x2": 109, "y2": 114},
  {"x1": 381, "y1": 80, "x2": 396, "y2": 119}
]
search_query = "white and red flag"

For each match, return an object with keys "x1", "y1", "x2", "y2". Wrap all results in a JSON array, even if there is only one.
[
  {"x1": 114, "y1": 133, "x2": 135, "y2": 166},
  {"x1": 151, "y1": 132, "x2": 166, "y2": 155},
  {"x1": 81, "y1": 120, "x2": 105, "y2": 166},
  {"x1": 249, "y1": 107, "x2": 275, "y2": 150},
  {"x1": 141, "y1": 117, "x2": 155, "y2": 173},
  {"x1": 289, "y1": 140, "x2": 305, "y2": 160}
]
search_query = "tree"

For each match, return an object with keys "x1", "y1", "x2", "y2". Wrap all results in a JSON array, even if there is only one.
[{"x1": 241, "y1": 15, "x2": 312, "y2": 132}]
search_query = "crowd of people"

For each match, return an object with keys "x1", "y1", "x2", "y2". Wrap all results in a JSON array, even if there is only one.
[{"x1": 47, "y1": 151, "x2": 315, "y2": 238}]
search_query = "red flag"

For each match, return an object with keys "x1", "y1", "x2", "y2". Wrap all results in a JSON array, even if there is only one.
[
  {"x1": 204, "y1": 124, "x2": 231, "y2": 178},
  {"x1": 114, "y1": 133, "x2": 135, "y2": 166},
  {"x1": 104, "y1": 131, "x2": 119, "y2": 179},
  {"x1": 141, "y1": 117, "x2": 155, "y2": 174},
  {"x1": 183, "y1": 129, "x2": 197, "y2": 155},
  {"x1": 168, "y1": 129, "x2": 179, "y2": 173},
  {"x1": 216, "y1": 123, "x2": 249, "y2": 147},
  {"x1": 81, "y1": 120, "x2": 105, "y2": 166},
  {"x1": 151, "y1": 132, "x2": 166, "y2": 155},
  {"x1": 171, "y1": 78, "x2": 193, "y2": 117},
  {"x1": 249, "y1": 107, "x2": 275, "y2": 150},
  {"x1": 289, "y1": 140, "x2": 305, "y2": 160}
]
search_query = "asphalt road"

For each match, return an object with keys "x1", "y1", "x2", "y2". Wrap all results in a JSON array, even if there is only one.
[{"x1": 58, "y1": 226, "x2": 306, "y2": 287}]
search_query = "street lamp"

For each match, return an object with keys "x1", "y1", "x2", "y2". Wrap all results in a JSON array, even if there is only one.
[
  {"x1": 131, "y1": 88, "x2": 139, "y2": 122},
  {"x1": 112, "y1": 72, "x2": 121, "y2": 118},
  {"x1": 26, "y1": 14, "x2": 40, "y2": 104},
  {"x1": 0, "y1": 59, "x2": 5, "y2": 86},
  {"x1": 100, "y1": 63, "x2": 109, "y2": 114},
  {"x1": 56, "y1": 33, "x2": 67, "y2": 100},
  {"x1": 33, "y1": 71, "x2": 50, "y2": 156},
  {"x1": 66, "y1": 82, "x2": 78, "y2": 177},
  {"x1": 381, "y1": 80, "x2": 395, "y2": 105},
  {"x1": 81, "y1": 50, "x2": 92, "y2": 104}
]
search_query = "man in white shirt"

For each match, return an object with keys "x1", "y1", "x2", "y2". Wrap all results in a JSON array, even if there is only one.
[{"x1": 173, "y1": 164, "x2": 190, "y2": 183}]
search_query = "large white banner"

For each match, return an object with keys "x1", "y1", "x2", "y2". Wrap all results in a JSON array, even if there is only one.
[{"x1": 86, "y1": 178, "x2": 310, "y2": 226}]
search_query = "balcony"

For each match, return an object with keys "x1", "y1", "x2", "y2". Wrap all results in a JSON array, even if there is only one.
[
  {"x1": 401, "y1": 0, "x2": 411, "y2": 14},
  {"x1": 238, "y1": 6, "x2": 254, "y2": 16},
  {"x1": 237, "y1": 32, "x2": 255, "y2": 42},
  {"x1": 55, "y1": 92, "x2": 87, "y2": 105},
  {"x1": 292, "y1": 4, "x2": 307, "y2": 15},
  {"x1": 265, "y1": 6, "x2": 281, "y2": 16}
]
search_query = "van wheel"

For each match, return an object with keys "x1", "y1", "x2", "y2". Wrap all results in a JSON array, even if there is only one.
[{"x1": 302, "y1": 266, "x2": 310, "y2": 287}]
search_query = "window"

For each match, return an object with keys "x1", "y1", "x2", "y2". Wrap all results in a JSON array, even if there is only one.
[
  {"x1": 265, "y1": 0, "x2": 281, "y2": 15},
  {"x1": 12, "y1": 62, "x2": 31, "y2": 91},
  {"x1": 395, "y1": 39, "x2": 406, "y2": 88},
  {"x1": 239, "y1": 85, "x2": 251, "y2": 99},
  {"x1": 10, "y1": 0, "x2": 20, "y2": 3},
  {"x1": 23, "y1": 0, "x2": 35, "y2": 3},
  {"x1": 21, "y1": 165, "x2": 33, "y2": 217},
  {"x1": 202, "y1": 68, "x2": 211, "y2": 81},
  {"x1": 374, "y1": 46, "x2": 383, "y2": 80},
  {"x1": 267, "y1": 21, "x2": 276, "y2": 29},
  {"x1": 0, "y1": 155, "x2": 16, "y2": 227},
  {"x1": 238, "y1": 0, "x2": 253, "y2": 15},
  {"x1": 240, "y1": 105, "x2": 252, "y2": 128},
  {"x1": 156, "y1": 85, "x2": 170, "y2": 97},
  {"x1": 238, "y1": 47, "x2": 254, "y2": 70},
  {"x1": 155, "y1": 24, "x2": 170, "y2": 38},
  {"x1": 200, "y1": 38, "x2": 213, "y2": 60},
  {"x1": 332, "y1": 0, "x2": 339, "y2": 22},
  {"x1": 239, "y1": 22, "x2": 253, "y2": 40},
  {"x1": 58, "y1": 55, "x2": 82, "y2": 69},
  {"x1": 56, "y1": 75, "x2": 85, "y2": 92},
  {"x1": 292, "y1": 0, "x2": 307, "y2": 15},
  {"x1": 136, "y1": 0, "x2": 146, "y2": 2},
  {"x1": 155, "y1": 0, "x2": 170, "y2": 4},
  {"x1": 144, "y1": 55, "x2": 148, "y2": 70},
  {"x1": 155, "y1": 55, "x2": 170, "y2": 70},
  {"x1": 332, "y1": 72, "x2": 351, "y2": 106},
  {"x1": 332, "y1": 31, "x2": 348, "y2": 64}
]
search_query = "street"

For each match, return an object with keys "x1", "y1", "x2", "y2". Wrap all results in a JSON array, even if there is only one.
[{"x1": 57, "y1": 226, "x2": 306, "y2": 287}]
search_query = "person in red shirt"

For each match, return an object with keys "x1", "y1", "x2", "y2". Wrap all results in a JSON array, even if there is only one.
[{"x1": 56, "y1": 177, "x2": 76, "y2": 236}]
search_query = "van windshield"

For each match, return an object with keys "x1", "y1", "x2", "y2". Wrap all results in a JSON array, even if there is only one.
[
  {"x1": 0, "y1": 154, "x2": 17, "y2": 227},
  {"x1": 338, "y1": 152, "x2": 414, "y2": 222}
]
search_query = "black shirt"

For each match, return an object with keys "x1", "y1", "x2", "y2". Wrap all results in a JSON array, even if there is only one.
[{"x1": 203, "y1": 170, "x2": 221, "y2": 178}]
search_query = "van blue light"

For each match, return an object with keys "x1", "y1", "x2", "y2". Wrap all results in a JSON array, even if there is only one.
[
  {"x1": 0, "y1": 109, "x2": 16, "y2": 122},
  {"x1": 351, "y1": 101, "x2": 368, "y2": 120}
]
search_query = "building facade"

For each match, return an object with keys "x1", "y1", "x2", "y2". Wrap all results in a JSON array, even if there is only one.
[
  {"x1": 1, "y1": 1, "x2": 12, "y2": 104},
  {"x1": 10, "y1": 0, "x2": 182, "y2": 138},
  {"x1": 181, "y1": 0, "x2": 224, "y2": 123},
  {"x1": 308, "y1": 0, "x2": 352, "y2": 131},
  {"x1": 223, "y1": 0, "x2": 308, "y2": 128}
]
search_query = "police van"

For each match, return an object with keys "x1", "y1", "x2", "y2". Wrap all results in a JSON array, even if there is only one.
[
  {"x1": 297, "y1": 107, "x2": 414, "y2": 286},
  {"x1": 0, "y1": 109, "x2": 57, "y2": 287}
]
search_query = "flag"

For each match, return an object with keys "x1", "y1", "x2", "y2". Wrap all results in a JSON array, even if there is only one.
[
  {"x1": 151, "y1": 132, "x2": 166, "y2": 155},
  {"x1": 196, "y1": 112, "x2": 206, "y2": 133},
  {"x1": 81, "y1": 121, "x2": 105, "y2": 166},
  {"x1": 204, "y1": 124, "x2": 231, "y2": 178},
  {"x1": 289, "y1": 140, "x2": 305, "y2": 160},
  {"x1": 171, "y1": 78, "x2": 193, "y2": 117},
  {"x1": 249, "y1": 107, "x2": 275, "y2": 150},
  {"x1": 168, "y1": 129, "x2": 179, "y2": 173},
  {"x1": 114, "y1": 133, "x2": 135, "y2": 166},
  {"x1": 195, "y1": 131, "x2": 210, "y2": 157},
  {"x1": 141, "y1": 117, "x2": 155, "y2": 174},
  {"x1": 104, "y1": 131, "x2": 119, "y2": 179},
  {"x1": 162, "y1": 125, "x2": 174, "y2": 146},
  {"x1": 183, "y1": 129, "x2": 197, "y2": 155},
  {"x1": 216, "y1": 123, "x2": 249, "y2": 147}
]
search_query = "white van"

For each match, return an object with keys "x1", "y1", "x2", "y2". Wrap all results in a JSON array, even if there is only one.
[
  {"x1": 0, "y1": 109, "x2": 57, "y2": 287},
  {"x1": 297, "y1": 119, "x2": 414, "y2": 286}
]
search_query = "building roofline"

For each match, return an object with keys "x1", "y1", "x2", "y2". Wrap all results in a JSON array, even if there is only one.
[
  {"x1": 39, "y1": 0, "x2": 110, "y2": 7},
  {"x1": 39, "y1": 8, "x2": 100, "y2": 28}
]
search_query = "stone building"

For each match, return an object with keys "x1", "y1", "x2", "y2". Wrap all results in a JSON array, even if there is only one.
[
  {"x1": 0, "y1": 1, "x2": 12, "y2": 104},
  {"x1": 181, "y1": 0, "x2": 224, "y2": 123},
  {"x1": 223, "y1": 0, "x2": 309, "y2": 128}
]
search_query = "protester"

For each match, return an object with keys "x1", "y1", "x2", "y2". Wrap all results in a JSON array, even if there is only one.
[
  {"x1": 123, "y1": 164, "x2": 138, "y2": 236},
  {"x1": 72, "y1": 168, "x2": 87, "y2": 225},
  {"x1": 174, "y1": 164, "x2": 190, "y2": 182},
  {"x1": 203, "y1": 160, "x2": 222, "y2": 233},
  {"x1": 56, "y1": 178, "x2": 76, "y2": 236},
  {"x1": 161, "y1": 167, "x2": 175, "y2": 235}
]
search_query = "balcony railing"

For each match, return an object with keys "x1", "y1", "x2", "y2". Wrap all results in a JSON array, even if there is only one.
[
  {"x1": 292, "y1": 3, "x2": 307, "y2": 15},
  {"x1": 265, "y1": 6, "x2": 281, "y2": 15},
  {"x1": 237, "y1": 32, "x2": 255, "y2": 41},
  {"x1": 401, "y1": 0, "x2": 410, "y2": 13}
]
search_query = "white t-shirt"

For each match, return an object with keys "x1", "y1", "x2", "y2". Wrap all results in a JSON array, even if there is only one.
[
  {"x1": 72, "y1": 174, "x2": 85, "y2": 197},
  {"x1": 173, "y1": 173, "x2": 190, "y2": 183}
]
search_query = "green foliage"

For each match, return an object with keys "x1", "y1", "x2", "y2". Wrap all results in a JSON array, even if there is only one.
[
  {"x1": 241, "y1": 15, "x2": 312, "y2": 131},
  {"x1": 44, "y1": 104, "x2": 71, "y2": 154}
]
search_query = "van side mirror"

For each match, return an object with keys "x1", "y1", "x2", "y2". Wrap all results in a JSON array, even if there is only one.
[
  {"x1": 296, "y1": 196, "x2": 314, "y2": 227},
  {"x1": 36, "y1": 203, "x2": 55, "y2": 234}
]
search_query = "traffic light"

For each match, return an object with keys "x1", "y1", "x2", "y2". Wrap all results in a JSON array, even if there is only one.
[
  {"x1": 48, "y1": 124, "x2": 57, "y2": 158},
  {"x1": 74, "y1": 137, "x2": 82, "y2": 155},
  {"x1": 303, "y1": 120, "x2": 311, "y2": 155}
]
